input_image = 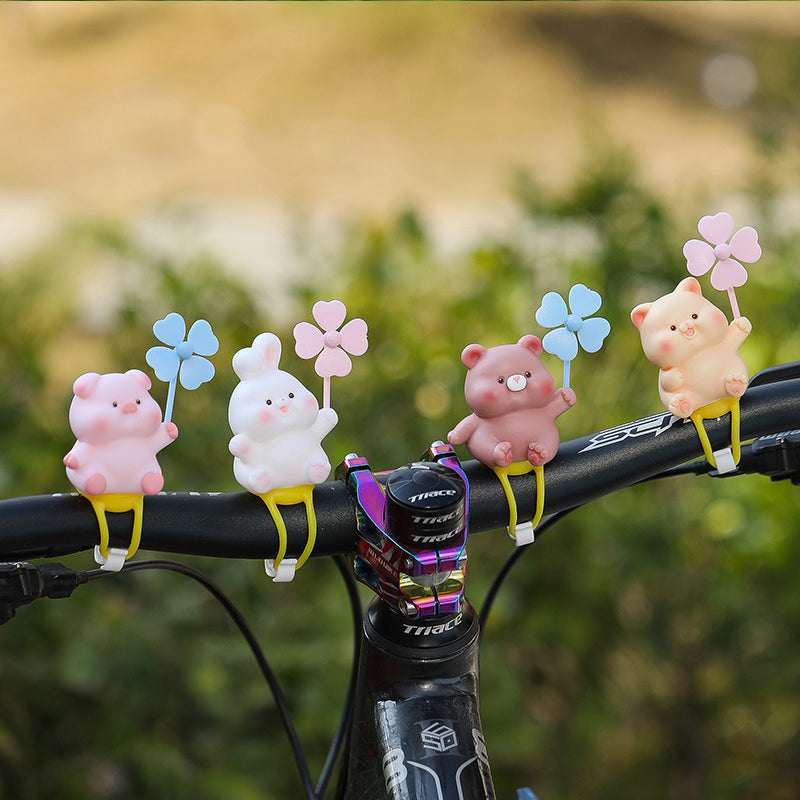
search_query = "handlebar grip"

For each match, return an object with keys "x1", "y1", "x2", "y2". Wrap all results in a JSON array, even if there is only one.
[{"x1": 0, "y1": 376, "x2": 798, "y2": 562}]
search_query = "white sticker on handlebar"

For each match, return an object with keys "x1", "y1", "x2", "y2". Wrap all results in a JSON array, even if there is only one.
[{"x1": 578, "y1": 412, "x2": 681, "y2": 453}]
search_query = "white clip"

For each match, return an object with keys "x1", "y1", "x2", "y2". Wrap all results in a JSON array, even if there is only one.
[
  {"x1": 510, "y1": 521, "x2": 536, "y2": 547},
  {"x1": 265, "y1": 558, "x2": 298, "y2": 583},
  {"x1": 713, "y1": 447, "x2": 737, "y2": 475},
  {"x1": 94, "y1": 545, "x2": 129, "y2": 572}
]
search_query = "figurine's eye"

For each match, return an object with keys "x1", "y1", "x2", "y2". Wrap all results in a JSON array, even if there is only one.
[
  {"x1": 288, "y1": 393, "x2": 294, "y2": 399},
  {"x1": 112, "y1": 401, "x2": 118, "y2": 407},
  {"x1": 670, "y1": 325, "x2": 677, "y2": 331},
  {"x1": 692, "y1": 314, "x2": 698, "y2": 319},
  {"x1": 497, "y1": 377, "x2": 505, "y2": 384},
  {"x1": 525, "y1": 371, "x2": 532, "y2": 378},
  {"x1": 266, "y1": 399, "x2": 272, "y2": 405},
  {"x1": 136, "y1": 398, "x2": 141, "y2": 404}
]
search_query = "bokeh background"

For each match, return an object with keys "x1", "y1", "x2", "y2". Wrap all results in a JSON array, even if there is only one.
[{"x1": 1, "y1": 2, "x2": 800, "y2": 799}]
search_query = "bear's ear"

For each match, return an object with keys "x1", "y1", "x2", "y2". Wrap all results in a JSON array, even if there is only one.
[
  {"x1": 73, "y1": 372, "x2": 101, "y2": 398},
  {"x1": 517, "y1": 334, "x2": 543, "y2": 357},
  {"x1": 630, "y1": 303, "x2": 652, "y2": 330},
  {"x1": 461, "y1": 343, "x2": 486, "y2": 370},
  {"x1": 675, "y1": 276, "x2": 703, "y2": 296},
  {"x1": 125, "y1": 369, "x2": 152, "y2": 391}
]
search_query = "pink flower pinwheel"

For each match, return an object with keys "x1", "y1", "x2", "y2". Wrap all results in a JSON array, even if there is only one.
[
  {"x1": 683, "y1": 211, "x2": 761, "y2": 318},
  {"x1": 293, "y1": 300, "x2": 368, "y2": 408}
]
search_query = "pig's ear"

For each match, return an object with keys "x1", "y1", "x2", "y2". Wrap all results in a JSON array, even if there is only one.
[
  {"x1": 73, "y1": 372, "x2": 101, "y2": 398},
  {"x1": 630, "y1": 303, "x2": 652, "y2": 330},
  {"x1": 461, "y1": 343, "x2": 487, "y2": 370},
  {"x1": 676, "y1": 276, "x2": 703, "y2": 296},
  {"x1": 125, "y1": 369, "x2": 152, "y2": 391},
  {"x1": 518, "y1": 334, "x2": 544, "y2": 357}
]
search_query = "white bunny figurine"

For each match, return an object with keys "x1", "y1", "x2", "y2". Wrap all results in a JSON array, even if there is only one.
[{"x1": 228, "y1": 332, "x2": 338, "y2": 494}]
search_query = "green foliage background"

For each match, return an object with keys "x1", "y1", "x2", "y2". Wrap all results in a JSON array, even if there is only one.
[{"x1": 1, "y1": 146, "x2": 799, "y2": 799}]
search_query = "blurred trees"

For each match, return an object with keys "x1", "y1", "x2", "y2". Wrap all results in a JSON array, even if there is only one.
[{"x1": 0, "y1": 145, "x2": 799, "y2": 799}]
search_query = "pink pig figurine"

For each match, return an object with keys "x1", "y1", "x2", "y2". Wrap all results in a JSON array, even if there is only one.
[
  {"x1": 447, "y1": 335, "x2": 576, "y2": 468},
  {"x1": 63, "y1": 370, "x2": 178, "y2": 496},
  {"x1": 630, "y1": 277, "x2": 751, "y2": 418}
]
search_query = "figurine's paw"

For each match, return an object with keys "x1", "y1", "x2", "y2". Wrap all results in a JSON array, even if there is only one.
[
  {"x1": 527, "y1": 442, "x2": 551, "y2": 467},
  {"x1": 63, "y1": 453, "x2": 79, "y2": 470},
  {"x1": 559, "y1": 387, "x2": 577, "y2": 407},
  {"x1": 668, "y1": 394, "x2": 693, "y2": 418},
  {"x1": 248, "y1": 471, "x2": 273, "y2": 495},
  {"x1": 84, "y1": 473, "x2": 107, "y2": 496},
  {"x1": 725, "y1": 374, "x2": 747, "y2": 397},
  {"x1": 733, "y1": 316, "x2": 752, "y2": 335},
  {"x1": 307, "y1": 461, "x2": 330, "y2": 484},
  {"x1": 492, "y1": 442, "x2": 513, "y2": 468},
  {"x1": 229, "y1": 434, "x2": 250, "y2": 458},
  {"x1": 141, "y1": 471, "x2": 164, "y2": 495},
  {"x1": 165, "y1": 421, "x2": 179, "y2": 440}
]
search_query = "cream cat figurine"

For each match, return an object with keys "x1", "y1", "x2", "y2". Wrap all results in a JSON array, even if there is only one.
[{"x1": 631, "y1": 277, "x2": 751, "y2": 418}]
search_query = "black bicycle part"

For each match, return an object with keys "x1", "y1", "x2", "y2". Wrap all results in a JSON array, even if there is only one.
[{"x1": 344, "y1": 598, "x2": 494, "y2": 800}]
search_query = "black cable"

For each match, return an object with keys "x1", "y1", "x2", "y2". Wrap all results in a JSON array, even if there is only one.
[
  {"x1": 478, "y1": 509, "x2": 574, "y2": 635},
  {"x1": 87, "y1": 560, "x2": 317, "y2": 800},
  {"x1": 314, "y1": 555, "x2": 362, "y2": 799}
]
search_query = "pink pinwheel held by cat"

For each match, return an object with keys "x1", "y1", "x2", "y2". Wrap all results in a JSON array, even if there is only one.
[{"x1": 683, "y1": 211, "x2": 761, "y2": 319}]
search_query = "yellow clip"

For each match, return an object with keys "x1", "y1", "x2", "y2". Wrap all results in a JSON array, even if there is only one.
[
  {"x1": 81, "y1": 492, "x2": 144, "y2": 572},
  {"x1": 491, "y1": 462, "x2": 545, "y2": 547},
  {"x1": 257, "y1": 485, "x2": 317, "y2": 583},
  {"x1": 689, "y1": 396, "x2": 740, "y2": 473}
]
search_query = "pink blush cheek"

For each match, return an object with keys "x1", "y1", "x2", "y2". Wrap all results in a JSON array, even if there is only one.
[
  {"x1": 148, "y1": 408, "x2": 162, "y2": 427},
  {"x1": 304, "y1": 395, "x2": 317, "y2": 411},
  {"x1": 658, "y1": 337, "x2": 674, "y2": 355},
  {"x1": 258, "y1": 408, "x2": 273, "y2": 424}
]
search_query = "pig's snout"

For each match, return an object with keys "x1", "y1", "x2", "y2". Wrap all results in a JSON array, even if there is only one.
[{"x1": 121, "y1": 401, "x2": 138, "y2": 414}]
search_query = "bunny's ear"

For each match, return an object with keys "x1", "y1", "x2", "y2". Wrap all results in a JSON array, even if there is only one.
[{"x1": 232, "y1": 332, "x2": 283, "y2": 380}]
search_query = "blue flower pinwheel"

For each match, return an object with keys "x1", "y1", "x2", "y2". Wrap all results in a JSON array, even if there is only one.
[
  {"x1": 535, "y1": 283, "x2": 610, "y2": 388},
  {"x1": 146, "y1": 312, "x2": 219, "y2": 421}
]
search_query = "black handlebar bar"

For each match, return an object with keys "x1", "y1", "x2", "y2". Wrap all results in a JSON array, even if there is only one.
[{"x1": 1, "y1": 371, "x2": 798, "y2": 563}]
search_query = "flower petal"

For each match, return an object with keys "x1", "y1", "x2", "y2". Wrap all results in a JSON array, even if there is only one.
[
  {"x1": 186, "y1": 319, "x2": 219, "y2": 357},
  {"x1": 729, "y1": 226, "x2": 761, "y2": 264},
  {"x1": 535, "y1": 292, "x2": 568, "y2": 328},
  {"x1": 145, "y1": 346, "x2": 181, "y2": 382},
  {"x1": 153, "y1": 312, "x2": 186, "y2": 347},
  {"x1": 316, "y1": 347, "x2": 353, "y2": 378},
  {"x1": 542, "y1": 327, "x2": 579, "y2": 362},
  {"x1": 179, "y1": 355, "x2": 216, "y2": 390},
  {"x1": 293, "y1": 321, "x2": 325, "y2": 359},
  {"x1": 339, "y1": 317, "x2": 369, "y2": 356},
  {"x1": 312, "y1": 299, "x2": 347, "y2": 333},
  {"x1": 697, "y1": 212, "x2": 734, "y2": 245},
  {"x1": 683, "y1": 239, "x2": 716, "y2": 276},
  {"x1": 568, "y1": 283, "x2": 602, "y2": 318},
  {"x1": 576, "y1": 316, "x2": 611, "y2": 353},
  {"x1": 710, "y1": 257, "x2": 748, "y2": 291}
]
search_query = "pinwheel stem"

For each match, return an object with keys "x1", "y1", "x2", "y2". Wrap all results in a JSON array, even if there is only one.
[
  {"x1": 323, "y1": 378, "x2": 331, "y2": 410},
  {"x1": 727, "y1": 287, "x2": 741, "y2": 319},
  {"x1": 562, "y1": 361, "x2": 572, "y2": 389},
  {"x1": 164, "y1": 379, "x2": 177, "y2": 423}
]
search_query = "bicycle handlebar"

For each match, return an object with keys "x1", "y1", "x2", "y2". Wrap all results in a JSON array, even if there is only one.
[{"x1": 1, "y1": 371, "x2": 798, "y2": 563}]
